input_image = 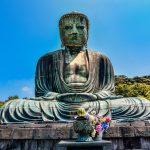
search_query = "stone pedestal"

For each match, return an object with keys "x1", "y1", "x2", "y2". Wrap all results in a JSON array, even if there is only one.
[
  {"x1": 0, "y1": 121, "x2": 150, "y2": 150},
  {"x1": 58, "y1": 140, "x2": 111, "y2": 150}
]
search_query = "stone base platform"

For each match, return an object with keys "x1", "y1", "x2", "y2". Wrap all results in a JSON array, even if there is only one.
[
  {"x1": 58, "y1": 140, "x2": 111, "y2": 150},
  {"x1": 0, "y1": 121, "x2": 150, "y2": 150}
]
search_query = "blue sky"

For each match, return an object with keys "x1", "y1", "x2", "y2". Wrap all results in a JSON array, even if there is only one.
[{"x1": 0, "y1": 0, "x2": 150, "y2": 100}]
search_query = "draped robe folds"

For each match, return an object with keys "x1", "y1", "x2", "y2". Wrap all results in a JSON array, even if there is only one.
[
  {"x1": 35, "y1": 49, "x2": 115, "y2": 98},
  {"x1": 1, "y1": 49, "x2": 150, "y2": 123}
]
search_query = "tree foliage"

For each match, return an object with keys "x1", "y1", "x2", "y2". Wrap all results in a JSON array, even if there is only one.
[
  {"x1": 0, "y1": 95, "x2": 19, "y2": 107},
  {"x1": 0, "y1": 101, "x2": 4, "y2": 108},
  {"x1": 115, "y1": 75, "x2": 150, "y2": 100},
  {"x1": 5, "y1": 95, "x2": 19, "y2": 102}
]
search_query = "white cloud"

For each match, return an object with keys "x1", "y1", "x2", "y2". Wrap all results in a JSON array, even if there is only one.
[
  {"x1": 0, "y1": 79, "x2": 34, "y2": 100},
  {"x1": 21, "y1": 86, "x2": 33, "y2": 95}
]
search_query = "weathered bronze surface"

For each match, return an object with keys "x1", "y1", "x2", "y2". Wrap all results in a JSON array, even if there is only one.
[{"x1": 1, "y1": 11, "x2": 150, "y2": 123}]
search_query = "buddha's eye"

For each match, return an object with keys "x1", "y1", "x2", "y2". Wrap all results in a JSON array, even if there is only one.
[
  {"x1": 64, "y1": 25, "x2": 72, "y2": 30},
  {"x1": 77, "y1": 25, "x2": 85, "y2": 30}
]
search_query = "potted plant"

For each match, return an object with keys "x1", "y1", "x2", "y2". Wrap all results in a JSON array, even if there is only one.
[{"x1": 73, "y1": 108, "x2": 111, "y2": 141}]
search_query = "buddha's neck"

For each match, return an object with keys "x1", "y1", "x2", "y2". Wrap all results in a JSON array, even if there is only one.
[{"x1": 65, "y1": 46, "x2": 83, "y2": 56}]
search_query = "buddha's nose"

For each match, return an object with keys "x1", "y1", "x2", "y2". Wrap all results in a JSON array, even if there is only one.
[{"x1": 71, "y1": 24, "x2": 78, "y2": 35}]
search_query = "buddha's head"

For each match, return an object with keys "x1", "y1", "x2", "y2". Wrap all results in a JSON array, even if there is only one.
[{"x1": 59, "y1": 11, "x2": 89, "y2": 48}]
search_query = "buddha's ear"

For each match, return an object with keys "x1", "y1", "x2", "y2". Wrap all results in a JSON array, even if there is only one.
[{"x1": 84, "y1": 42, "x2": 87, "y2": 50}]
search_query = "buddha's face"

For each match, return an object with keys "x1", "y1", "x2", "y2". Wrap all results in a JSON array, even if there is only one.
[{"x1": 61, "y1": 16, "x2": 88, "y2": 47}]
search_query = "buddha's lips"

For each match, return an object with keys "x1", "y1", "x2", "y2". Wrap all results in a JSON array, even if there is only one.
[{"x1": 71, "y1": 35, "x2": 78, "y2": 40}]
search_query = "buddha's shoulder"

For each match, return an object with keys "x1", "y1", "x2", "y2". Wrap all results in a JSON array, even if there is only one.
[
  {"x1": 38, "y1": 49, "x2": 63, "y2": 60},
  {"x1": 87, "y1": 49, "x2": 109, "y2": 59}
]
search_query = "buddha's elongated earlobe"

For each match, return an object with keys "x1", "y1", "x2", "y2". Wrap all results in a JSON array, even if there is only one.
[{"x1": 84, "y1": 43, "x2": 87, "y2": 50}]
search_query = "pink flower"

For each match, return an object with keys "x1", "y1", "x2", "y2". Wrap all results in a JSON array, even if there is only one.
[{"x1": 95, "y1": 125, "x2": 102, "y2": 132}]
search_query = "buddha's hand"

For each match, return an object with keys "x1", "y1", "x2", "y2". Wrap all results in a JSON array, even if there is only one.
[
  {"x1": 30, "y1": 97, "x2": 44, "y2": 101},
  {"x1": 56, "y1": 93, "x2": 97, "y2": 102},
  {"x1": 94, "y1": 92, "x2": 123, "y2": 100},
  {"x1": 30, "y1": 92, "x2": 59, "y2": 101},
  {"x1": 43, "y1": 92, "x2": 59, "y2": 100}
]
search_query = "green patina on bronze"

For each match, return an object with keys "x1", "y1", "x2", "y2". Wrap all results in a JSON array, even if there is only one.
[
  {"x1": 1, "y1": 11, "x2": 150, "y2": 123},
  {"x1": 59, "y1": 11, "x2": 89, "y2": 47}
]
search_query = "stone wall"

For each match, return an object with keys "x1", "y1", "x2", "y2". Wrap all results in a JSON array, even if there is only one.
[{"x1": 0, "y1": 121, "x2": 150, "y2": 150}]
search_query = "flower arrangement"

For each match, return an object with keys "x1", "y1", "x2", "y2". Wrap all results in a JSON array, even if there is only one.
[{"x1": 74, "y1": 108, "x2": 111, "y2": 141}]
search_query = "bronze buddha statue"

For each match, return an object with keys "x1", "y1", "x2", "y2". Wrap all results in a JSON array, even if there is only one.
[{"x1": 1, "y1": 12, "x2": 150, "y2": 123}]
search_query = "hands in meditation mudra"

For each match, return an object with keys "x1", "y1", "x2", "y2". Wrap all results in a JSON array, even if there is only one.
[{"x1": 1, "y1": 12, "x2": 150, "y2": 123}]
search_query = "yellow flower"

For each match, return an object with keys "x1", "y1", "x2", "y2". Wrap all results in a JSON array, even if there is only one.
[
  {"x1": 77, "y1": 108, "x2": 86, "y2": 117},
  {"x1": 89, "y1": 115, "x2": 96, "y2": 122},
  {"x1": 102, "y1": 117, "x2": 106, "y2": 122},
  {"x1": 98, "y1": 116, "x2": 106, "y2": 122}
]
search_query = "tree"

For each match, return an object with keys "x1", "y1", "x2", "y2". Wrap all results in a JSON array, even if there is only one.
[
  {"x1": 5, "y1": 95, "x2": 19, "y2": 102},
  {"x1": 115, "y1": 75, "x2": 150, "y2": 100},
  {"x1": 0, "y1": 101, "x2": 4, "y2": 108}
]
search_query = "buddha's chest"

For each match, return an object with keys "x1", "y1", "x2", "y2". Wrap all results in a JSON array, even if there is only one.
[{"x1": 63, "y1": 52, "x2": 89, "y2": 83}]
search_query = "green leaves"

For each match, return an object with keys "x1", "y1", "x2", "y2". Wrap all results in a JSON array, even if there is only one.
[
  {"x1": 0, "y1": 101, "x2": 4, "y2": 108},
  {"x1": 115, "y1": 75, "x2": 150, "y2": 100}
]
